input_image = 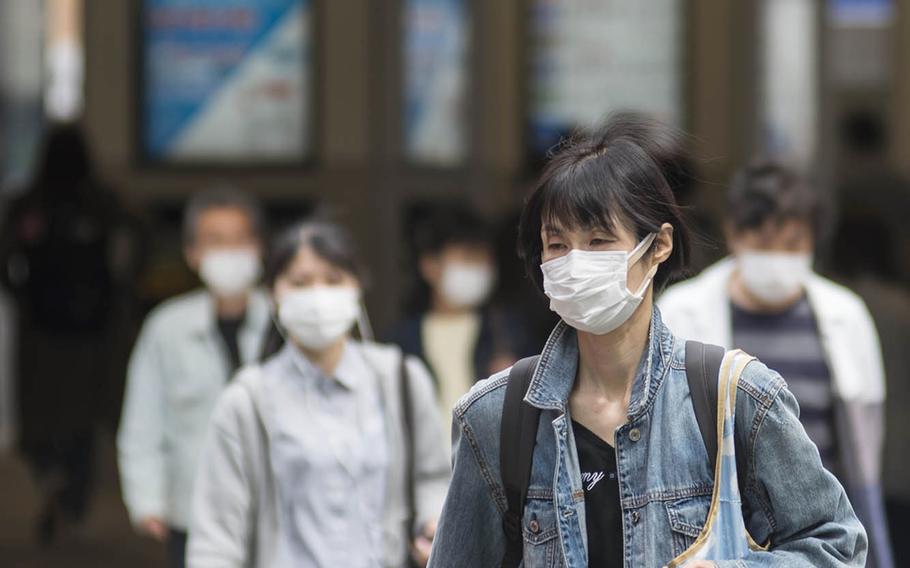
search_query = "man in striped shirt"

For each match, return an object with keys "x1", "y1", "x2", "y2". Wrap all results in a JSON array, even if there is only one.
[
  {"x1": 730, "y1": 297, "x2": 839, "y2": 473},
  {"x1": 659, "y1": 160, "x2": 893, "y2": 567}
]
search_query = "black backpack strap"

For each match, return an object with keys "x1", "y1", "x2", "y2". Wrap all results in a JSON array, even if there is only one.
[
  {"x1": 684, "y1": 340, "x2": 726, "y2": 473},
  {"x1": 399, "y1": 354, "x2": 417, "y2": 540},
  {"x1": 499, "y1": 355, "x2": 541, "y2": 568}
]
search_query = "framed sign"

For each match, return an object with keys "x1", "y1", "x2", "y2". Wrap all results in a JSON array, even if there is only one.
[
  {"x1": 138, "y1": 0, "x2": 313, "y2": 164},
  {"x1": 528, "y1": 0, "x2": 685, "y2": 159},
  {"x1": 760, "y1": 0, "x2": 818, "y2": 165},
  {"x1": 402, "y1": 0, "x2": 470, "y2": 167}
]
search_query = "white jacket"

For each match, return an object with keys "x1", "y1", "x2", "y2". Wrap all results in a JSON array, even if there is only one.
[
  {"x1": 658, "y1": 258, "x2": 885, "y2": 406},
  {"x1": 117, "y1": 289, "x2": 271, "y2": 529},
  {"x1": 658, "y1": 258, "x2": 893, "y2": 567}
]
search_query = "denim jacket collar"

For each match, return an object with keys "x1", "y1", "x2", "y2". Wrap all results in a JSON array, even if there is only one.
[{"x1": 525, "y1": 307, "x2": 675, "y2": 419}]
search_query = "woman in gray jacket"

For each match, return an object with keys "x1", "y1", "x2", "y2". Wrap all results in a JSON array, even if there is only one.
[{"x1": 188, "y1": 220, "x2": 450, "y2": 568}]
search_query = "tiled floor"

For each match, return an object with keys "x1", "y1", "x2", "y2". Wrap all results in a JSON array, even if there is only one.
[{"x1": 0, "y1": 434, "x2": 166, "y2": 568}]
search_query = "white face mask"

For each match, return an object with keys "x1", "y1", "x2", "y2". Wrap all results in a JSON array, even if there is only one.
[
  {"x1": 738, "y1": 251, "x2": 812, "y2": 304},
  {"x1": 277, "y1": 286, "x2": 361, "y2": 350},
  {"x1": 199, "y1": 248, "x2": 261, "y2": 297},
  {"x1": 440, "y1": 262, "x2": 496, "y2": 309},
  {"x1": 541, "y1": 234, "x2": 657, "y2": 335}
]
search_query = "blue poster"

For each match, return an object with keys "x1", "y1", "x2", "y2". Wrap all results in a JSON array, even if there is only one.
[
  {"x1": 142, "y1": 0, "x2": 311, "y2": 162},
  {"x1": 403, "y1": 0, "x2": 469, "y2": 167},
  {"x1": 829, "y1": 0, "x2": 893, "y2": 25}
]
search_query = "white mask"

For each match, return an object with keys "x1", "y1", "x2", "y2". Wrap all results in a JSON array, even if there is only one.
[
  {"x1": 541, "y1": 234, "x2": 657, "y2": 335},
  {"x1": 199, "y1": 249, "x2": 261, "y2": 297},
  {"x1": 738, "y1": 251, "x2": 812, "y2": 304},
  {"x1": 441, "y1": 262, "x2": 495, "y2": 309},
  {"x1": 277, "y1": 286, "x2": 361, "y2": 350}
]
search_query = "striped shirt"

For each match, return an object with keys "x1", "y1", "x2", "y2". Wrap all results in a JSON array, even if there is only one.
[{"x1": 731, "y1": 297, "x2": 840, "y2": 476}]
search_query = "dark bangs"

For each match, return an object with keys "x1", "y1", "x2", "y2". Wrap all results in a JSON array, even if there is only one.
[
  {"x1": 518, "y1": 114, "x2": 692, "y2": 293},
  {"x1": 264, "y1": 220, "x2": 368, "y2": 288}
]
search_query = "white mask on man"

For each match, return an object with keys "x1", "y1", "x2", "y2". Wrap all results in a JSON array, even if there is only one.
[
  {"x1": 199, "y1": 249, "x2": 261, "y2": 297},
  {"x1": 541, "y1": 234, "x2": 657, "y2": 335},
  {"x1": 277, "y1": 286, "x2": 361, "y2": 350},
  {"x1": 738, "y1": 251, "x2": 812, "y2": 304},
  {"x1": 440, "y1": 262, "x2": 496, "y2": 309}
]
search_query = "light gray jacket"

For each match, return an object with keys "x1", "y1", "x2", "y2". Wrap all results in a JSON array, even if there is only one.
[
  {"x1": 117, "y1": 289, "x2": 271, "y2": 529},
  {"x1": 188, "y1": 341, "x2": 451, "y2": 568}
]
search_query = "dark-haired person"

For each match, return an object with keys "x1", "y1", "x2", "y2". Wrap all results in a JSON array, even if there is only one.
[
  {"x1": 659, "y1": 161, "x2": 892, "y2": 567},
  {"x1": 428, "y1": 116, "x2": 865, "y2": 567},
  {"x1": 188, "y1": 220, "x2": 449, "y2": 568},
  {"x1": 391, "y1": 207, "x2": 535, "y2": 432},
  {"x1": 0, "y1": 123, "x2": 140, "y2": 542},
  {"x1": 118, "y1": 187, "x2": 270, "y2": 567}
]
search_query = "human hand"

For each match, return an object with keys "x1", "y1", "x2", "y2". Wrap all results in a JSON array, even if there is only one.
[
  {"x1": 139, "y1": 516, "x2": 168, "y2": 542},
  {"x1": 411, "y1": 519, "x2": 437, "y2": 567}
]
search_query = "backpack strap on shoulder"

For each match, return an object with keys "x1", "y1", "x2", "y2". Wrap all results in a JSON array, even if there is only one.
[
  {"x1": 499, "y1": 355, "x2": 541, "y2": 568},
  {"x1": 684, "y1": 340, "x2": 726, "y2": 473},
  {"x1": 398, "y1": 354, "x2": 417, "y2": 540}
]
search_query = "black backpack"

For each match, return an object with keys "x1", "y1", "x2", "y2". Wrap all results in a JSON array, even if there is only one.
[{"x1": 499, "y1": 340, "x2": 725, "y2": 568}]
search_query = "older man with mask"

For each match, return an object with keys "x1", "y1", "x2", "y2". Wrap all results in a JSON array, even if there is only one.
[
  {"x1": 117, "y1": 188, "x2": 270, "y2": 568},
  {"x1": 659, "y1": 161, "x2": 893, "y2": 568}
]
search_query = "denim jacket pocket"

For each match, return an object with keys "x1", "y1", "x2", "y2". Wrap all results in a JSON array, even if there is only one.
[
  {"x1": 521, "y1": 492, "x2": 561, "y2": 568},
  {"x1": 665, "y1": 495, "x2": 711, "y2": 558}
]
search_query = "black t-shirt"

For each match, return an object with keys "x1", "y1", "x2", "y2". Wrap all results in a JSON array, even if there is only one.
[
  {"x1": 572, "y1": 420, "x2": 623, "y2": 568},
  {"x1": 217, "y1": 316, "x2": 244, "y2": 374}
]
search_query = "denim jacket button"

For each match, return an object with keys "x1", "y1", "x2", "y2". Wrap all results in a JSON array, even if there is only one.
[
  {"x1": 629, "y1": 428, "x2": 641, "y2": 442},
  {"x1": 631, "y1": 510, "x2": 640, "y2": 525},
  {"x1": 529, "y1": 519, "x2": 541, "y2": 534}
]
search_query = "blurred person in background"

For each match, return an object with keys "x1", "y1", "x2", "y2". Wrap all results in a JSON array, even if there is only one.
[
  {"x1": 0, "y1": 123, "x2": 138, "y2": 544},
  {"x1": 659, "y1": 161, "x2": 892, "y2": 567},
  {"x1": 189, "y1": 220, "x2": 449, "y2": 568},
  {"x1": 831, "y1": 216, "x2": 910, "y2": 566},
  {"x1": 117, "y1": 188, "x2": 269, "y2": 568},
  {"x1": 390, "y1": 207, "x2": 535, "y2": 426},
  {"x1": 836, "y1": 110, "x2": 910, "y2": 289}
]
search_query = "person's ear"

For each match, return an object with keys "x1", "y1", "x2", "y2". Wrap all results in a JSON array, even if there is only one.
[
  {"x1": 418, "y1": 254, "x2": 443, "y2": 287},
  {"x1": 652, "y1": 223, "x2": 674, "y2": 265},
  {"x1": 722, "y1": 222, "x2": 741, "y2": 255},
  {"x1": 184, "y1": 243, "x2": 201, "y2": 272}
]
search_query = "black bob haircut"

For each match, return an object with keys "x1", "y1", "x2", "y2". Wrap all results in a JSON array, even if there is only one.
[
  {"x1": 518, "y1": 113, "x2": 692, "y2": 294},
  {"x1": 263, "y1": 219, "x2": 368, "y2": 289},
  {"x1": 726, "y1": 160, "x2": 822, "y2": 236}
]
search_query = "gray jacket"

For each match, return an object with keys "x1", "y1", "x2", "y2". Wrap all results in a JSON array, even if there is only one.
[
  {"x1": 188, "y1": 341, "x2": 451, "y2": 568},
  {"x1": 117, "y1": 289, "x2": 271, "y2": 529}
]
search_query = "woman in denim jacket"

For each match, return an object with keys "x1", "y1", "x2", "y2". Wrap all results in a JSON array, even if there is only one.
[{"x1": 428, "y1": 115, "x2": 867, "y2": 567}]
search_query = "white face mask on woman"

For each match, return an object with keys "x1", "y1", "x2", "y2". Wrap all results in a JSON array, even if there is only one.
[
  {"x1": 277, "y1": 286, "x2": 361, "y2": 350},
  {"x1": 738, "y1": 251, "x2": 812, "y2": 304},
  {"x1": 541, "y1": 234, "x2": 657, "y2": 335},
  {"x1": 199, "y1": 248, "x2": 262, "y2": 297}
]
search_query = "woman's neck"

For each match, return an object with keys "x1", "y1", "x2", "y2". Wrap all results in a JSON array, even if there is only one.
[
  {"x1": 575, "y1": 295, "x2": 653, "y2": 402},
  {"x1": 297, "y1": 336, "x2": 348, "y2": 376}
]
